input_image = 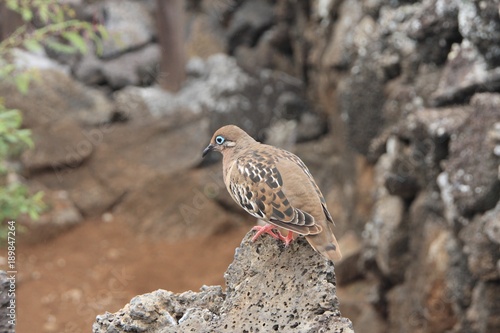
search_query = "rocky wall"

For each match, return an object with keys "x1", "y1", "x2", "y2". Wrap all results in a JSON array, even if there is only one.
[{"x1": 248, "y1": 1, "x2": 500, "y2": 332}]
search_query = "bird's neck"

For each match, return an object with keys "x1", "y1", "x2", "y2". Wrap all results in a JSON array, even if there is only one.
[{"x1": 222, "y1": 140, "x2": 258, "y2": 179}]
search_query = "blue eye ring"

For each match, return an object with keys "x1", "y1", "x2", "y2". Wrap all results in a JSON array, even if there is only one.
[{"x1": 215, "y1": 135, "x2": 225, "y2": 145}]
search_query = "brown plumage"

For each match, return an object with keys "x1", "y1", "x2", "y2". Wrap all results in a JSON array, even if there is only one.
[{"x1": 202, "y1": 125, "x2": 342, "y2": 261}]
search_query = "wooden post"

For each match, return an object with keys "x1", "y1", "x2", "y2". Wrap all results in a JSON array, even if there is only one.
[{"x1": 155, "y1": 0, "x2": 186, "y2": 92}]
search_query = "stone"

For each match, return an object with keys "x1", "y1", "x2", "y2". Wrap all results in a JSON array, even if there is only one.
[
  {"x1": 1, "y1": 69, "x2": 113, "y2": 127},
  {"x1": 103, "y1": 44, "x2": 160, "y2": 89},
  {"x1": 406, "y1": 0, "x2": 461, "y2": 65},
  {"x1": 145, "y1": 54, "x2": 319, "y2": 145},
  {"x1": 93, "y1": 233, "x2": 354, "y2": 332},
  {"x1": 87, "y1": 0, "x2": 156, "y2": 58},
  {"x1": 337, "y1": 47, "x2": 386, "y2": 156},
  {"x1": 0, "y1": 271, "x2": 15, "y2": 333},
  {"x1": 431, "y1": 41, "x2": 500, "y2": 106},
  {"x1": 185, "y1": 13, "x2": 227, "y2": 59},
  {"x1": 321, "y1": 0, "x2": 363, "y2": 69},
  {"x1": 74, "y1": 43, "x2": 161, "y2": 89},
  {"x1": 32, "y1": 114, "x2": 210, "y2": 217},
  {"x1": 372, "y1": 194, "x2": 407, "y2": 282},
  {"x1": 21, "y1": 117, "x2": 93, "y2": 173},
  {"x1": 201, "y1": 0, "x2": 237, "y2": 23},
  {"x1": 226, "y1": 0, "x2": 274, "y2": 53},
  {"x1": 410, "y1": 107, "x2": 471, "y2": 139},
  {"x1": 484, "y1": 202, "x2": 500, "y2": 245},
  {"x1": 0, "y1": 68, "x2": 114, "y2": 172},
  {"x1": 114, "y1": 166, "x2": 248, "y2": 241},
  {"x1": 235, "y1": 24, "x2": 296, "y2": 76},
  {"x1": 11, "y1": 48, "x2": 70, "y2": 75},
  {"x1": 18, "y1": 186, "x2": 83, "y2": 244},
  {"x1": 337, "y1": 280, "x2": 387, "y2": 333},
  {"x1": 440, "y1": 93, "x2": 500, "y2": 218},
  {"x1": 386, "y1": 224, "x2": 456, "y2": 333},
  {"x1": 459, "y1": 201, "x2": 500, "y2": 281},
  {"x1": 335, "y1": 231, "x2": 363, "y2": 286},
  {"x1": 362, "y1": 140, "x2": 410, "y2": 282},
  {"x1": 458, "y1": 0, "x2": 500, "y2": 66},
  {"x1": 464, "y1": 281, "x2": 500, "y2": 333}
]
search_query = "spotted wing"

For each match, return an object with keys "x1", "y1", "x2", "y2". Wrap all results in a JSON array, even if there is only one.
[
  {"x1": 282, "y1": 151, "x2": 335, "y2": 225},
  {"x1": 228, "y1": 154, "x2": 321, "y2": 235}
]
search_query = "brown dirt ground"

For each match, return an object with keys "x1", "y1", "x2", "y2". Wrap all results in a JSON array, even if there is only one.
[{"x1": 12, "y1": 217, "x2": 249, "y2": 333}]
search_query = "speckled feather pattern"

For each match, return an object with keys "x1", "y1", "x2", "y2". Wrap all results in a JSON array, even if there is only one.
[
  {"x1": 226, "y1": 148, "x2": 325, "y2": 235},
  {"x1": 206, "y1": 125, "x2": 342, "y2": 261}
]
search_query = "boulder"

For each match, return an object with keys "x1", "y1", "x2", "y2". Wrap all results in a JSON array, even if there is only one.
[
  {"x1": 93, "y1": 233, "x2": 354, "y2": 332},
  {"x1": 463, "y1": 281, "x2": 500, "y2": 333},
  {"x1": 185, "y1": 13, "x2": 227, "y2": 59},
  {"x1": 119, "y1": 54, "x2": 323, "y2": 145},
  {"x1": 18, "y1": 185, "x2": 83, "y2": 244},
  {"x1": 0, "y1": 69, "x2": 113, "y2": 172},
  {"x1": 406, "y1": 0, "x2": 461, "y2": 65},
  {"x1": 385, "y1": 193, "x2": 457, "y2": 333},
  {"x1": 114, "y1": 166, "x2": 249, "y2": 241},
  {"x1": 33, "y1": 114, "x2": 210, "y2": 217},
  {"x1": 459, "y1": 201, "x2": 500, "y2": 281},
  {"x1": 440, "y1": 93, "x2": 500, "y2": 218},
  {"x1": 431, "y1": 41, "x2": 500, "y2": 106},
  {"x1": 458, "y1": 0, "x2": 500, "y2": 66},
  {"x1": 86, "y1": 0, "x2": 156, "y2": 58},
  {"x1": 75, "y1": 43, "x2": 161, "y2": 89},
  {"x1": 226, "y1": 0, "x2": 274, "y2": 53}
]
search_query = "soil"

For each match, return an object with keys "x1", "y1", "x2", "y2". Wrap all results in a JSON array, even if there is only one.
[{"x1": 13, "y1": 217, "x2": 249, "y2": 333}]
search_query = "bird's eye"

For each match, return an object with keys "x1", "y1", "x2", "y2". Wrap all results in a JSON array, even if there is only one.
[{"x1": 215, "y1": 135, "x2": 225, "y2": 145}]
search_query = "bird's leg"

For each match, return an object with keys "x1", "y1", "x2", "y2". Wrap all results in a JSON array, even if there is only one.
[
  {"x1": 251, "y1": 224, "x2": 281, "y2": 242},
  {"x1": 282, "y1": 230, "x2": 294, "y2": 246}
]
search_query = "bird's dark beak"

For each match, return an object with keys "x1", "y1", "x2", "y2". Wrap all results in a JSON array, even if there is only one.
[{"x1": 202, "y1": 144, "x2": 214, "y2": 158}]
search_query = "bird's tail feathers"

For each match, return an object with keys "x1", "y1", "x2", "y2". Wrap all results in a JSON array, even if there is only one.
[{"x1": 305, "y1": 223, "x2": 342, "y2": 261}]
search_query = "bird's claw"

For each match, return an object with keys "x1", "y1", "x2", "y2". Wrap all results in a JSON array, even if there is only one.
[{"x1": 251, "y1": 225, "x2": 294, "y2": 246}]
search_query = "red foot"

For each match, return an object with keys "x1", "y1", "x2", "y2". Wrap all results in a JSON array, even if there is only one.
[
  {"x1": 282, "y1": 230, "x2": 294, "y2": 246},
  {"x1": 251, "y1": 225, "x2": 295, "y2": 246},
  {"x1": 251, "y1": 224, "x2": 281, "y2": 242}
]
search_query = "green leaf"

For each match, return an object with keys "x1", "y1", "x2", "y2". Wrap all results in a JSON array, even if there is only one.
[
  {"x1": 53, "y1": 6, "x2": 65, "y2": 23},
  {"x1": 62, "y1": 31, "x2": 87, "y2": 54},
  {"x1": 6, "y1": 0, "x2": 18, "y2": 11},
  {"x1": 38, "y1": 4, "x2": 50, "y2": 24},
  {"x1": 20, "y1": 7, "x2": 33, "y2": 21},
  {"x1": 3, "y1": 133, "x2": 19, "y2": 144},
  {"x1": 97, "y1": 25, "x2": 109, "y2": 40},
  {"x1": 45, "y1": 40, "x2": 77, "y2": 54},
  {"x1": 0, "y1": 64, "x2": 16, "y2": 79},
  {"x1": 15, "y1": 129, "x2": 34, "y2": 148},
  {"x1": 23, "y1": 39, "x2": 44, "y2": 53},
  {"x1": 0, "y1": 109, "x2": 22, "y2": 127},
  {"x1": 14, "y1": 72, "x2": 31, "y2": 94}
]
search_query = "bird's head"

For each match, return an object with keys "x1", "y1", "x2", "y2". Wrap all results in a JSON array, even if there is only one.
[{"x1": 202, "y1": 125, "x2": 255, "y2": 157}]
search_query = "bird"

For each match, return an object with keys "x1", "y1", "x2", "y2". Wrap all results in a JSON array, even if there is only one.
[{"x1": 202, "y1": 125, "x2": 342, "y2": 261}]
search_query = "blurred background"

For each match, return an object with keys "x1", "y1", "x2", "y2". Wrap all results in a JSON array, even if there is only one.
[{"x1": 0, "y1": 0, "x2": 499, "y2": 332}]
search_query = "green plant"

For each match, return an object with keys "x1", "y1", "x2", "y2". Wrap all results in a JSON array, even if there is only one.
[
  {"x1": 0, "y1": 0, "x2": 107, "y2": 241},
  {"x1": 1, "y1": 0, "x2": 107, "y2": 93},
  {"x1": 0, "y1": 102, "x2": 44, "y2": 240}
]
